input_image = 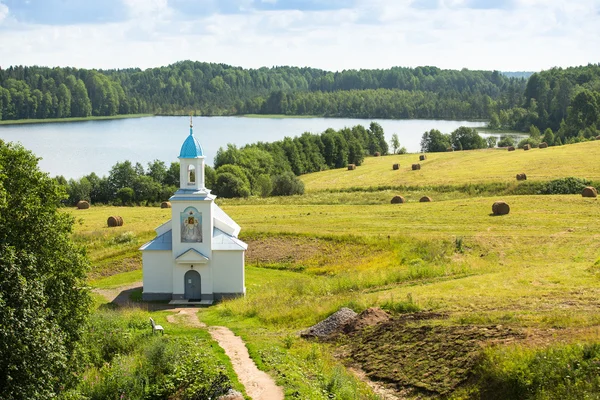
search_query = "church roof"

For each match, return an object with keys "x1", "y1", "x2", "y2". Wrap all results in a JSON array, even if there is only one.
[
  {"x1": 139, "y1": 224, "x2": 247, "y2": 252},
  {"x1": 139, "y1": 229, "x2": 172, "y2": 251},
  {"x1": 179, "y1": 127, "x2": 204, "y2": 158}
]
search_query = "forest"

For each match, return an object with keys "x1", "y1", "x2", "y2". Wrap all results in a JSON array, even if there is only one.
[
  {"x1": 0, "y1": 61, "x2": 524, "y2": 121},
  {"x1": 1, "y1": 61, "x2": 598, "y2": 140}
]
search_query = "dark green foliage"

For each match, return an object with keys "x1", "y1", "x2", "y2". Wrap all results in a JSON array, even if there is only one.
[
  {"x1": 0, "y1": 140, "x2": 90, "y2": 399},
  {"x1": 542, "y1": 128, "x2": 554, "y2": 145},
  {"x1": 0, "y1": 62, "x2": 526, "y2": 121},
  {"x1": 517, "y1": 137, "x2": 540, "y2": 149},
  {"x1": 498, "y1": 65, "x2": 600, "y2": 138},
  {"x1": 116, "y1": 187, "x2": 135, "y2": 205},
  {"x1": 214, "y1": 168, "x2": 251, "y2": 198},
  {"x1": 475, "y1": 343, "x2": 600, "y2": 400},
  {"x1": 539, "y1": 177, "x2": 591, "y2": 195},
  {"x1": 421, "y1": 129, "x2": 451, "y2": 153},
  {"x1": 451, "y1": 126, "x2": 486, "y2": 150},
  {"x1": 271, "y1": 171, "x2": 305, "y2": 196},
  {"x1": 497, "y1": 134, "x2": 515, "y2": 148},
  {"x1": 486, "y1": 136, "x2": 498, "y2": 148}
]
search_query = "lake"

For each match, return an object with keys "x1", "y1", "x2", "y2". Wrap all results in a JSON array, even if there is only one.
[{"x1": 0, "y1": 116, "x2": 490, "y2": 180}]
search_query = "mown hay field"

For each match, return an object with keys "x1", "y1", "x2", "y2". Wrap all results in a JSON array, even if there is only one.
[{"x1": 301, "y1": 140, "x2": 600, "y2": 191}]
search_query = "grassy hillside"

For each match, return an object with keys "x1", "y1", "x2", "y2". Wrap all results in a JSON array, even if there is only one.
[
  {"x1": 71, "y1": 144, "x2": 600, "y2": 398},
  {"x1": 302, "y1": 141, "x2": 600, "y2": 191}
]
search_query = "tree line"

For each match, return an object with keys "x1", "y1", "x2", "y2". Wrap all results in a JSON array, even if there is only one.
[
  {"x1": 0, "y1": 61, "x2": 525, "y2": 121},
  {"x1": 489, "y1": 64, "x2": 600, "y2": 141},
  {"x1": 57, "y1": 122, "x2": 390, "y2": 202}
]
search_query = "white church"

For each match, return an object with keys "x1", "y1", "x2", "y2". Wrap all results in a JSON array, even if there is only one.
[{"x1": 140, "y1": 119, "x2": 247, "y2": 303}]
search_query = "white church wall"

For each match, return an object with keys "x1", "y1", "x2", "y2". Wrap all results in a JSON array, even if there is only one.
[
  {"x1": 212, "y1": 250, "x2": 246, "y2": 297},
  {"x1": 142, "y1": 251, "x2": 172, "y2": 300}
]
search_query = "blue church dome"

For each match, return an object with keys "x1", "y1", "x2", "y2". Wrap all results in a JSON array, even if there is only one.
[{"x1": 179, "y1": 126, "x2": 204, "y2": 158}]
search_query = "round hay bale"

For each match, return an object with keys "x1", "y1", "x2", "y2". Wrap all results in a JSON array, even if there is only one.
[
  {"x1": 392, "y1": 163, "x2": 399, "y2": 170},
  {"x1": 419, "y1": 196, "x2": 432, "y2": 202},
  {"x1": 391, "y1": 195, "x2": 405, "y2": 204},
  {"x1": 539, "y1": 142, "x2": 548, "y2": 149},
  {"x1": 347, "y1": 164, "x2": 356, "y2": 171},
  {"x1": 374, "y1": 152, "x2": 380, "y2": 157},
  {"x1": 582, "y1": 186, "x2": 598, "y2": 198},
  {"x1": 516, "y1": 173, "x2": 527, "y2": 181},
  {"x1": 492, "y1": 201, "x2": 510, "y2": 216},
  {"x1": 508, "y1": 146, "x2": 516, "y2": 151},
  {"x1": 412, "y1": 163, "x2": 421, "y2": 170},
  {"x1": 596, "y1": 135, "x2": 600, "y2": 141},
  {"x1": 107, "y1": 216, "x2": 124, "y2": 227},
  {"x1": 161, "y1": 201, "x2": 171, "y2": 209},
  {"x1": 76, "y1": 200, "x2": 90, "y2": 209},
  {"x1": 446, "y1": 147, "x2": 453, "y2": 152},
  {"x1": 523, "y1": 144, "x2": 531, "y2": 150},
  {"x1": 419, "y1": 154, "x2": 427, "y2": 161}
]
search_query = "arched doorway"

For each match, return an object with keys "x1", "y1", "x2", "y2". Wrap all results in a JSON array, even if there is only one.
[{"x1": 184, "y1": 270, "x2": 201, "y2": 300}]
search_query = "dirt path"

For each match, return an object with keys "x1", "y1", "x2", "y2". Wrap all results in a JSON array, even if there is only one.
[
  {"x1": 96, "y1": 283, "x2": 284, "y2": 399},
  {"x1": 208, "y1": 325, "x2": 284, "y2": 400}
]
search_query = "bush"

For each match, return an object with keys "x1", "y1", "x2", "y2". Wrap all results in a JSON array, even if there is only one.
[
  {"x1": 497, "y1": 136, "x2": 515, "y2": 147},
  {"x1": 517, "y1": 137, "x2": 540, "y2": 149},
  {"x1": 214, "y1": 172, "x2": 251, "y2": 198},
  {"x1": 539, "y1": 177, "x2": 591, "y2": 195},
  {"x1": 255, "y1": 174, "x2": 273, "y2": 197},
  {"x1": 271, "y1": 172, "x2": 305, "y2": 196},
  {"x1": 115, "y1": 187, "x2": 134, "y2": 205}
]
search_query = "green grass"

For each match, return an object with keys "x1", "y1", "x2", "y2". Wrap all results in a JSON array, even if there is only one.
[
  {"x1": 71, "y1": 141, "x2": 600, "y2": 398},
  {"x1": 301, "y1": 141, "x2": 600, "y2": 191},
  {"x1": 0, "y1": 113, "x2": 153, "y2": 125}
]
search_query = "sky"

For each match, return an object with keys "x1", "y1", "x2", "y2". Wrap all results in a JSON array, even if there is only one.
[{"x1": 0, "y1": 0, "x2": 598, "y2": 72}]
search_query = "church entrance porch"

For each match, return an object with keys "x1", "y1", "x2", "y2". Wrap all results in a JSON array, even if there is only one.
[{"x1": 184, "y1": 270, "x2": 202, "y2": 300}]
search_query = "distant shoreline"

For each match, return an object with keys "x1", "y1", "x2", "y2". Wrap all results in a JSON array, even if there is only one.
[{"x1": 0, "y1": 114, "x2": 154, "y2": 126}]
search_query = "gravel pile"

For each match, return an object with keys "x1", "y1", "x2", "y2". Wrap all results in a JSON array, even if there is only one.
[{"x1": 300, "y1": 307, "x2": 358, "y2": 338}]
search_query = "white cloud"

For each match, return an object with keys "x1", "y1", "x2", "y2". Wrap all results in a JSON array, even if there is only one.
[
  {"x1": 0, "y1": 2, "x2": 8, "y2": 24},
  {"x1": 0, "y1": 0, "x2": 598, "y2": 72}
]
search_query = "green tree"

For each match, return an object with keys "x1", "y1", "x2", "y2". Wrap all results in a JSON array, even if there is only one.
[
  {"x1": 390, "y1": 133, "x2": 400, "y2": 154},
  {"x1": 486, "y1": 136, "x2": 498, "y2": 148},
  {"x1": 488, "y1": 112, "x2": 500, "y2": 129},
  {"x1": 450, "y1": 126, "x2": 486, "y2": 150},
  {"x1": 420, "y1": 129, "x2": 451, "y2": 153},
  {"x1": 271, "y1": 171, "x2": 305, "y2": 196},
  {"x1": 529, "y1": 124, "x2": 541, "y2": 140},
  {"x1": 542, "y1": 128, "x2": 554, "y2": 145},
  {"x1": 0, "y1": 140, "x2": 90, "y2": 399}
]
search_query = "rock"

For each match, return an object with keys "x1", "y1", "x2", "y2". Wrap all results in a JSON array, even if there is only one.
[
  {"x1": 300, "y1": 307, "x2": 358, "y2": 339},
  {"x1": 218, "y1": 389, "x2": 244, "y2": 400}
]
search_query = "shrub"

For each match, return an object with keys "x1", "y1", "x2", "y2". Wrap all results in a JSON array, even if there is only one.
[
  {"x1": 539, "y1": 177, "x2": 591, "y2": 195},
  {"x1": 255, "y1": 174, "x2": 273, "y2": 197},
  {"x1": 517, "y1": 137, "x2": 540, "y2": 149},
  {"x1": 115, "y1": 187, "x2": 134, "y2": 205},
  {"x1": 498, "y1": 136, "x2": 515, "y2": 147},
  {"x1": 271, "y1": 172, "x2": 305, "y2": 196},
  {"x1": 214, "y1": 172, "x2": 251, "y2": 198}
]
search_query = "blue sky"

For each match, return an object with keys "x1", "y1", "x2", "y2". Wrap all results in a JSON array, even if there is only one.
[{"x1": 0, "y1": 0, "x2": 598, "y2": 71}]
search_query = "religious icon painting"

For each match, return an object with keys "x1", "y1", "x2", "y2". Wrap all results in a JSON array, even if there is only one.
[{"x1": 180, "y1": 206, "x2": 202, "y2": 243}]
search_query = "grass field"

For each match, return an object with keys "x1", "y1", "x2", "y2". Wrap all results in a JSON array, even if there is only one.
[
  {"x1": 0, "y1": 113, "x2": 153, "y2": 125},
  {"x1": 72, "y1": 142, "x2": 600, "y2": 398},
  {"x1": 302, "y1": 140, "x2": 600, "y2": 191}
]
